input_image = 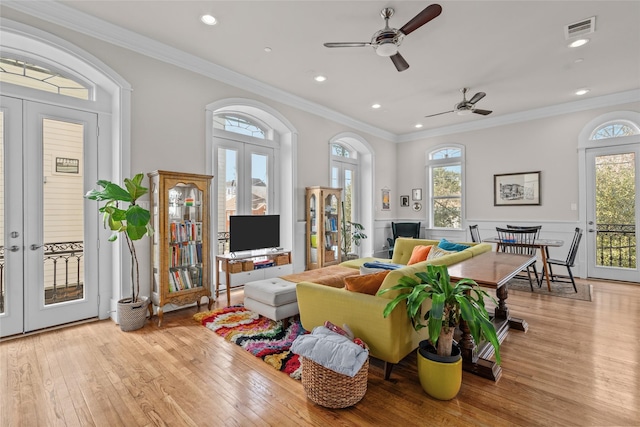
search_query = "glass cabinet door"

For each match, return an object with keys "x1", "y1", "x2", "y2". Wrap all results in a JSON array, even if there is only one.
[
  {"x1": 309, "y1": 194, "x2": 317, "y2": 264},
  {"x1": 167, "y1": 183, "x2": 204, "y2": 292},
  {"x1": 324, "y1": 193, "x2": 339, "y2": 263}
]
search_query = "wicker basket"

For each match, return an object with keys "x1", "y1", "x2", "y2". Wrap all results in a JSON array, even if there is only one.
[
  {"x1": 223, "y1": 261, "x2": 242, "y2": 273},
  {"x1": 242, "y1": 260, "x2": 254, "y2": 271},
  {"x1": 117, "y1": 296, "x2": 149, "y2": 332},
  {"x1": 275, "y1": 254, "x2": 289, "y2": 266},
  {"x1": 301, "y1": 355, "x2": 369, "y2": 408}
]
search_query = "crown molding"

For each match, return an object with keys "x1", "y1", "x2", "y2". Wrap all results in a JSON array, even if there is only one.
[
  {"x1": 2, "y1": 0, "x2": 397, "y2": 141},
  {"x1": 4, "y1": 0, "x2": 638, "y2": 144},
  {"x1": 397, "y1": 89, "x2": 640, "y2": 142}
]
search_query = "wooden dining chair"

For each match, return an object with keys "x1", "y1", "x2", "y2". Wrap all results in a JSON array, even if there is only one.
[
  {"x1": 496, "y1": 226, "x2": 540, "y2": 290},
  {"x1": 469, "y1": 224, "x2": 481, "y2": 243},
  {"x1": 540, "y1": 227, "x2": 583, "y2": 292}
]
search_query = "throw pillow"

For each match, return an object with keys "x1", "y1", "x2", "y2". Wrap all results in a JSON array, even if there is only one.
[
  {"x1": 427, "y1": 246, "x2": 456, "y2": 260},
  {"x1": 407, "y1": 245, "x2": 432, "y2": 265},
  {"x1": 345, "y1": 270, "x2": 390, "y2": 295},
  {"x1": 438, "y1": 238, "x2": 470, "y2": 252}
]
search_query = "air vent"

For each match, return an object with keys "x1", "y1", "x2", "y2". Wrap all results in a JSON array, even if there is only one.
[{"x1": 565, "y1": 16, "x2": 595, "y2": 39}]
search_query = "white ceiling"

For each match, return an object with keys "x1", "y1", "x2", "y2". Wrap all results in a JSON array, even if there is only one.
[{"x1": 6, "y1": 1, "x2": 640, "y2": 138}]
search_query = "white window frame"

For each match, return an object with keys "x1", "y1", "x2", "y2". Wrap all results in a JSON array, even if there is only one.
[{"x1": 426, "y1": 144, "x2": 465, "y2": 230}]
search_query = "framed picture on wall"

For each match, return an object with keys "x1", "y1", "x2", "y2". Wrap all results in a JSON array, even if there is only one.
[
  {"x1": 412, "y1": 188, "x2": 422, "y2": 201},
  {"x1": 382, "y1": 188, "x2": 390, "y2": 211},
  {"x1": 494, "y1": 171, "x2": 541, "y2": 206},
  {"x1": 400, "y1": 195, "x2": 410, "y2": 207}
]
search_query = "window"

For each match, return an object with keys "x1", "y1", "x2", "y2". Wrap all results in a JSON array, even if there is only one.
[
  {"x1": 427, "y1": 146, "x2": 464, "y2": 229},
  {"x1": 590, "y1": 121, "x2": 639, "y2": 140},
  {"x1": 330, "y1": 142, "x2": 359, "y2": 253},
  {"x1": 214, "y1": 113, "x2": 277, "y2": 254},
  {"x1": 0, "y1": 57, "x2": 92, "y2": 100}
]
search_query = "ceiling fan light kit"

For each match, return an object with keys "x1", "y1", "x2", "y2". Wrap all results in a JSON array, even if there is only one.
[{"x1": 323, "y1": 4, "x2": 442, "y2": 72}]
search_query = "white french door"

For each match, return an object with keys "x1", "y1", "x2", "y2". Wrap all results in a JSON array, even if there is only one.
[
  {"x1": 1, "y1": 96, "x2": 99, "y2": 337},
  {"x1": 585, "y1": 143, "x2": 640, "y2": 282}
]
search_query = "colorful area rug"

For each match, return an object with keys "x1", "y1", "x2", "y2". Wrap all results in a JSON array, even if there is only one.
[
  {"x1": 194, "y1": 305, "x2": 307, "y2": 379},
  {"x1": 507, "y1": 277, "x2": 592, "y2": 301}
]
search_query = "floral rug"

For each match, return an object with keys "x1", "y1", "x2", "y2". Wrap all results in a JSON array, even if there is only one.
[{"x1": 194, "y1": 305, "x2": 307, "y2": 379}]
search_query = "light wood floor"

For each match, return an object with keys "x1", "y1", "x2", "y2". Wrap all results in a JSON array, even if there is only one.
[{"x1": 1, "y1": 278, "x2": 639, "y2": 426}]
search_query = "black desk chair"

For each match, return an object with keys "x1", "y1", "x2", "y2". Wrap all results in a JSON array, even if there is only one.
[
  {"x1": 469, "y1": 224, "x2": 481, "y2": 243},
  {"x1": 387, "y1": 222, "x2": 421, "y2": 258},
  {"x1": 540, "y1": 227, "x2": 583, "y2": 293},
  {"x1": 496, "y1": 226, "x2": 541, "y2": 290}
]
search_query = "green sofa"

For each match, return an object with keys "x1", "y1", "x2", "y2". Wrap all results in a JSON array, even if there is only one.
[{"x1": 296, "y1": 238, "x2": 492, "y2": 379}]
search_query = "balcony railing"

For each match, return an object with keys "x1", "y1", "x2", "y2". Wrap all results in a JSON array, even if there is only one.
[
  {"x1": 596, "y1": 224, "x2": 636, "y2": 268},
  {"x1": 218, "y1": 231, "x2": 230, "y2": 254},
  {"x1": 0, "y1": 241, "x2": 84, "y2": 311}
]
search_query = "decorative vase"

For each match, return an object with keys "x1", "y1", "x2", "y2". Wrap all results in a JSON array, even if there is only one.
[
  {"x1": 417, "y1": 340, "x2": 462, "y2": 400},
  {"x1": 117, "y1": 296, "x2": 149, "y2": 332}
]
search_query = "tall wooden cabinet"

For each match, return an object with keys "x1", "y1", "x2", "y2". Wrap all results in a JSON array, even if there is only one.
[
  {"x1": 306, "y1": 186, "x2": 342, "y2": 270},
  {"x1": 148, "y1": 170, "x2": 213, "y2": 326}
]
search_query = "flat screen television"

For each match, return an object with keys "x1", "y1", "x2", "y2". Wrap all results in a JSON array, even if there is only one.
[{"x1": 229, "y1": 215, "x2": 280, "y2": 253}]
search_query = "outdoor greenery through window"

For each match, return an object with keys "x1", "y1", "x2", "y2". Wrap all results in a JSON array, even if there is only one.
[
  {"x1": 428, "y1": 147, "x2": 463, "y2": 229},
  {"x1": 0, "y1": 57, "x2": 91, "y2": 100},
  {"x1": 331, "y1": 142, "x2": 359, "y2": 254}
]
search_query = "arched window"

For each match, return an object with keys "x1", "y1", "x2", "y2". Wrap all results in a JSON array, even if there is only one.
[
  {"x1": 426, "y1": 145, "x2": 464, "y2": 229},
  {"x1": 213, "y1": 113, "x2": 278, "y2": 254},
  {"x1": 0, "y1": 56, "x2": 92, "y2": 100},
  {"x1": 590, "y1": 121, "x2": 639, "y2": 140}
]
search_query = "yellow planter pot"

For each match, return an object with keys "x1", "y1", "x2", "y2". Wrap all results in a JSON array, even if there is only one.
[{"x1": 416, "y1": 342, "x2": 462, "y2": 400}]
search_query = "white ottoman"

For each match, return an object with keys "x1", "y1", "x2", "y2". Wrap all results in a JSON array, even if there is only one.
[{"x1": 243, "y1": 277, "x2": 299, "y2": 321}]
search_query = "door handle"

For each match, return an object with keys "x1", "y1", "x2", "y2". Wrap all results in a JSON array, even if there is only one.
[
  {"x1": 588, "y1": 229, "x2": 595, "y2": 232},
  {"x1": 10, "y1": 245, "x2": 20, "y2": 252},
  {"x1": 30, "y1": 244, "x2": 43, "y2": 250}
]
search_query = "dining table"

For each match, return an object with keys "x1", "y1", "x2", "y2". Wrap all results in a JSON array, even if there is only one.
[{"x1": 482, "y1": 236, "x2": 564, "y2": 291}]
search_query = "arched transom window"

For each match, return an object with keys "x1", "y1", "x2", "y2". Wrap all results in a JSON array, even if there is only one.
[
  {"x1": 213, "y1": 114, "x2": 267, "y2": 139},
  {"x1": 590, "y1": 120, "x2": 639, "y2": 140},
  {"x1": 0, "y1": 57, "x2": 91, "y2": 100}
]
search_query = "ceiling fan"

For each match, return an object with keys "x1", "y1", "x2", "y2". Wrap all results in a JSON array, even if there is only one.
[
  {"x1": 323, "y1": 4, "x2": 442, "y2": 72},
  {"x1": 425, "y1": 88, "x2": 493, "y2": 118}
]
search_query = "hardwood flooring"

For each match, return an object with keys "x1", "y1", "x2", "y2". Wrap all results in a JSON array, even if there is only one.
[{"x1": 1, "y1": 278, "x2": 639, "y2": 426}]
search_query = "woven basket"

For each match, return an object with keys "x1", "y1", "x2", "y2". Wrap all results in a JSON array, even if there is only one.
[
  {"x1": 301, "y1": 355, "x2": 369, "y2": 408},
  {"x1": 117, "y1": 296, "x2": 149, "y2": 332}
]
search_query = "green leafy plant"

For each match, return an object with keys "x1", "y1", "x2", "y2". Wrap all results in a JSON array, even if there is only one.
[
  {"x1": 378, "y1": 264, "x2": 501, "y2": 364},
  {"x1": 85, "y1": 173, "x2": 153, "y2": 303}
]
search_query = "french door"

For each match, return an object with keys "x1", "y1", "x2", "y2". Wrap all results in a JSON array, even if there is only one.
[
  {"x1": 1, "y1": 96, "x2": 99, "y2": 337},
  {"x1": 585, "y1": 143, "x2": 640, "y2": 282}
]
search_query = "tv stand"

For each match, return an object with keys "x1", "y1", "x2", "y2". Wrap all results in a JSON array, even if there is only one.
[{"x1": 215, "y1": 250, "x2": 292, "y2": 306}]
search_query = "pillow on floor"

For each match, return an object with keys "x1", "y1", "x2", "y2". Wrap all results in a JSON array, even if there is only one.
[
  {"x1": 407, "y1": 245, "x2": 432, "y2": 265},
  {"x1": 345, "y1": 270, "x2": 390, "y2": 295}
]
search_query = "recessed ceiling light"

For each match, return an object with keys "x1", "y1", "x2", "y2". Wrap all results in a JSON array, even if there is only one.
[
  {"x1": 568, "y1": 38, "x2": 589, "y2": 48},
  {"x1": 415, "y1": 124, "x2": 423, "y2": 128},
  {"x1": 574, "y1": 58, "x2": 584, "y2": 63},
  {"x1": 201, "y1": 14, "x2": 217, "y2": 25},
  {"x1": 314, "y1": 75, "x2": 327, "y2": 82},
  {"x1": 575, "y1": 88, "x2": 590, "y2": 96},
  {"x1": 264, "y1": 47, "x2": 272, "y2": 53},
  {"x1": 371, "y1": 103, "x2": 381, "y2": 109}
]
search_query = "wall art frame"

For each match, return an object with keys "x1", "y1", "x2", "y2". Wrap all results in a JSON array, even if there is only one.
[
  {"x1": 400, "y1": 195, "x2": 410, "y2": 207},
  {"x1": 494, "y1": 171, "x2": 541, "y2": 206}
]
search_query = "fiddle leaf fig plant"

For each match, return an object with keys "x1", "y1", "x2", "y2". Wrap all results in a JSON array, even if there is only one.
[
  {"x1": 85, "y1": 173, "x2": 153, "y2": 302},
  {"x1": 378, "y1": 264, "x2": 501, "y2": 364}
]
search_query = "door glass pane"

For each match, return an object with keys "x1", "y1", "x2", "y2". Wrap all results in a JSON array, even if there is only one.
[
  {"x1": 595, "y1": 152, "x2": 637, "y2": 269},
  {"x1": 331, "y1": 166, "x2": 338, "y2": 188},
  {"x1": 432, "y1": 165, "x2": 462, "y2": 228},
  {"x1": 251, "y1": 153, "x2": 267, "y2": 215},
  {"x1": 218, "y1": 147, "x2": 237, "y2": 254},
  {"x1": 0, "y1": 111, "x2": 4, "y2": 313},
  {"x1": 42, "y1": 118, "x2": 84, "y2": 304}
]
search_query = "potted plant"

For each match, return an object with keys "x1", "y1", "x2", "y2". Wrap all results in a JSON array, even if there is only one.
[
  {"x1": 378, "y1": 264, "x2": 500, "y2": 400},
  {"x1": 340, "y1": 201, "x2": 367, "y2": 261},
  {"x1": 85, "y1": 173, "x2": 153, "y2": 331}
]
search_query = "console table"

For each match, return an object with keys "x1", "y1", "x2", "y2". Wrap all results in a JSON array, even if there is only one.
[
  {"x1": 215, "y1": 251, "x2": 293, "y2": 306},
  {"x1": 447, "y1": 252, "x2": 535, "y2": 381}
]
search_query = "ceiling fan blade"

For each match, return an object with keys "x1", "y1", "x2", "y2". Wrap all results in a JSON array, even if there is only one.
[
  {"x1": 469, "y1": 92, "x2": 486, "y2": 105},
  {"x1": 425, "y1": 110, "x2": 454, "y2": 118},
  {"x1": 399, "y1": 4, "x2": 443, "y2": 36},
  {"x1": 324, "y1": 42, "x2": 371, "y2": 48},
  {"x1": 390, "y1": 52, "x2": 409, "y2": 72},
  {"x1": 473, "y1": 109, "x2": 493, "y2": 116}
]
